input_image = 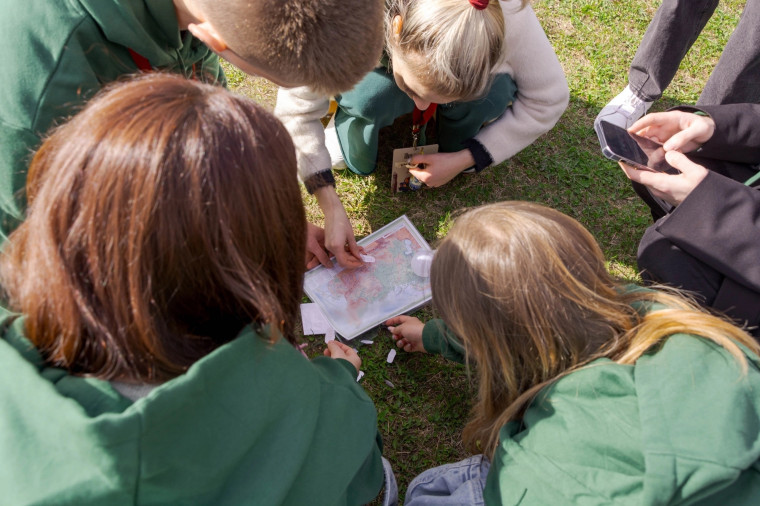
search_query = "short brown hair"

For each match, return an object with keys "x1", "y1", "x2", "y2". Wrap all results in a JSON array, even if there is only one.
[
  {"x1": 197, "y1": 0, "x2": 386, "y2": 94},
  {"x1": 1, "y1": 73, "x2": 306, "y2": 382}
]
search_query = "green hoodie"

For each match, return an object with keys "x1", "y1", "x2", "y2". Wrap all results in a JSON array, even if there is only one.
[
  {"x1": 0, "y1": 314, "x2": 384, "y2": 505},
  {"x1": 422, "y1": 292, "x2": 760, "y2": 504},
  {"x1": 0, "y1": 0, "x2": 223, "y2": 240}
]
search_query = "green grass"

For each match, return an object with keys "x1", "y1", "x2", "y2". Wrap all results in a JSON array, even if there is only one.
[{"x1": 223, "y1": 0, "x2": 743, "y2": 497}]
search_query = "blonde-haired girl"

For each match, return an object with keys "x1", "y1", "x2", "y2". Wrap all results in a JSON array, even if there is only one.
[
  {"x1": 275, "y1": 0, "x2": 569, "y2": 270},
  {"x1": 386, "y1": 201, "x2": 760, "y2": 504}
]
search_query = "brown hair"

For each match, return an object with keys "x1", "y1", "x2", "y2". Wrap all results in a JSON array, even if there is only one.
[
  {"x1": 431, "y1": 201, "x2": 760, "y2": 457},
  {"x1": 196, "y1": 0, "x2": 386, "y2": 94},
  {"x1": 385, "y1": 0, "x2": 524, "y2": 101},
  {"x1": 0, "y1": 73, "x2": 306, "y2": 382}
]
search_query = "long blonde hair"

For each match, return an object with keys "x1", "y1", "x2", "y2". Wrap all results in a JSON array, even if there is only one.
[
  {"x1": 431, "y1": 201, "x2": 760, "y2": 457},
  {"x1": 385, "y1": 0, "x2": 522, "y2": 100}
]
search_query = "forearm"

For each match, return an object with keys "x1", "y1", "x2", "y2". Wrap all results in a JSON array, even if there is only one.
[
  {"x1": 475, "y1": 2, "x2": 569, "y2": 165},
  {"x1": 274, "y1": 86, "x2": 334, "y2": 192},
  {"x1": 314, "y1": 185, "x2": 344, "y2": 219},
  {"x1": 681, "y1": 104, "x2": 760, "y2": 164},
  {"x1": 422, "y1": 319, "x2": 466, "y2": 364},
  {"x1": 657, "y1": 171, "x2": 760, "y2": 292}
]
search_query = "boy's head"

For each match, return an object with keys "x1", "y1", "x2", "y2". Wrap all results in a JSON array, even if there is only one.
[{"x1": 186, "y1": 0, "x2": 385, "y2": 94}]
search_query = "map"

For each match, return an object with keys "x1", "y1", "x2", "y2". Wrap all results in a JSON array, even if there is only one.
[{"x1": 303, "y1": 216, "x2": 432, "y2": 340}]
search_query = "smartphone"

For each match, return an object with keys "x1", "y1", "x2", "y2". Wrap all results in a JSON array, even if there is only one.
[{"x1": 598, "y1": 121, "x2": 676, "y2": 173}]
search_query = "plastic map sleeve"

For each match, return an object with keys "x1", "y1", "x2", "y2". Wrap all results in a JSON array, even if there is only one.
[{"x1": 303, "y1": 215, "x2": 433, "y2": 340}]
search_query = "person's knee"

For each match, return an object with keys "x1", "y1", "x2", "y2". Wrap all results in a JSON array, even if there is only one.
[
  {"x1": 637, "y1": 226, "x2": 721, "y2": 305},
  {"x1": 338, "y1": 69, "x2": 412, "y2": 120},
  {"x1": 484, "y1": 74, "x2": 517, "y2": 116},
  {"x1": 637, "y1": 226, "x2": 666, "y2": 278}
]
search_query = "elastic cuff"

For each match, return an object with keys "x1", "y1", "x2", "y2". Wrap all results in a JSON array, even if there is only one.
[
  {"x1": 303, "y1": 170, "x2": 336, "y2": 194},
  {"x1": 462, "y1": 138, "x2": 493, "y2": 173}
]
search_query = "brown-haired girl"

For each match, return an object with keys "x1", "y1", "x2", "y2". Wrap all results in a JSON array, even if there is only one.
[
  {"x1": 0, "y1": 73, "x2": 389, "y2": 504},
  {"x1": 387, "y1": 201, "x2": 760, "y2": 504}
]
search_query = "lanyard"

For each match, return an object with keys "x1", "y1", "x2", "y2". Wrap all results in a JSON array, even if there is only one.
[
  {"x1": 128, "y1": 48, "x2": 153, "y2": 72},
  {"x1": 128, "y1": 48, "x2": 197, "y2": 78},
  {"x1": 412, "y1": 103, "x2": 438, "y2": 148}
]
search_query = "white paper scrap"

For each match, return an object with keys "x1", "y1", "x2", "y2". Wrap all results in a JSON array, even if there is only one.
[
  {"x1": 301, "y1": 303, "x2": 337, "y2": 343},
  {"x1": 360, "y1": 254, "x2": 376, "y2": 263},
  {"x1": 384, "y1": 380, "x2": 395, "y2": 388},
  {"x1": 360, "y1": 340, "x2": 374, "y2": 345},
  {"x1": 386, "y1": 349, "x2": 397, "y2": 363},
  {"x1": 356, "y1": 370, "x2": 365, "y2": 382}
]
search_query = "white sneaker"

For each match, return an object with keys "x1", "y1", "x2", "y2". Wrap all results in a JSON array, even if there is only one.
[
  {"x1": 324, "y1": 116, "x2": 347, "y2": 170},
  {"x1": 594, "y1": 85, "x2": 653, "y2": 137}
]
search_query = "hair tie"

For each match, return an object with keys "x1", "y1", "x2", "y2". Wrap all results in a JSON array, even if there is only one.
[{"x1": 469, "y1": 0, "x2": 489, "y2": 10}]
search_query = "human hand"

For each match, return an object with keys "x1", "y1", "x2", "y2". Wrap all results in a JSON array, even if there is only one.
[
  {"x1": 385, "y1": 315, "x2": 426, "y2": 353},
  {"x1": 305, "y1": 222, "x2": 331, "y2": 269},
  {"x1": 629, "y1": 111, "x2": 715, "y2": 153},
  {"x1": 619, "y1": 150, "x2": 708, "y2": 206},
  {"x1": 314, "y1": 187, "x2": 364, "y2": 269},
  {"x1": 408, "y1": 150, "x2": 476, "y2": 188},
  {"x1": 324, "y1": 340, "x2": 361, "y2": 373}
]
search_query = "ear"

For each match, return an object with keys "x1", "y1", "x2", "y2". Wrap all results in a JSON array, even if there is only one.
[
  {"x1": 392, "y1": 15, "x2": 403, "y2": 39},
  {"x1": 187, "y1": 21, "x2": 228, "y2": 53}
]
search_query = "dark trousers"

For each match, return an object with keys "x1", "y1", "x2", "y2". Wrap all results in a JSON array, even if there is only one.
[
  {"x1": 630, "y1": 0, "x2": 760, "y2": 105},
  {"x1": 637, "y1": 157, "x2": 760, "y2": 337}
]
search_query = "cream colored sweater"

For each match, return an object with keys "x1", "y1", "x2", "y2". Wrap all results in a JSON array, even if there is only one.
[{"x1": 274, "y1": 0, "x2": 569, "y2": 191}]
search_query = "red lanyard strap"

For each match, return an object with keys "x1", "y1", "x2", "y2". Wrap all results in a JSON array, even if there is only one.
[
  {"x1": 128, "y1": 48, "x2": 153, "y2": 72},
  {"x1": 412, "y1": 103, "x2": 438, "y2": 134},
  {"x1": 128, "y1": 48, "x2": 197, "y2": 79}
]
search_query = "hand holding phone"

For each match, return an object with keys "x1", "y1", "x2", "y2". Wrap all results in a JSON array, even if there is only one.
[
  {"x1": 619, "y1": 150, "x2": 709, "y2": 206},
  {"x1": 598, "y1": 121, "x2": 677, "y2": 173}
]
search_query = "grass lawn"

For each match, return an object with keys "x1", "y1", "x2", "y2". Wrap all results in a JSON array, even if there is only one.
[{"x1": 224, "y1": 0, "x2": 744, "y2": 497}]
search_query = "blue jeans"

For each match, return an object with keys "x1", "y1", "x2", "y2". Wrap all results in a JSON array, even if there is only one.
[
  {"x1": 404, "y1": 455, "x2": 491, "y2": 506},
  {"x1": 383, "y1": 456, "x2": 399, "y2": 506}
]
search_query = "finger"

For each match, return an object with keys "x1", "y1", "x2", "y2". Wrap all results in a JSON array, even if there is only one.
[
  {"x1": 662, "y1": 128, "x2": 697, "y2": 152},
  {"x1": 323, "y1": 347, "x2": 331, "y2": 357},
  {"x1": 306, "y1": 256, "x2": 321, "y2": 270},
  {"x1": 409, "y1": 168, "x2": 433, "y2": 185},
  {"x1": 410, "y1": 154, "x2": 432, "y2": 165},
  {"x1": 385, "y1": 315, "x2": 409, "y2": 326},
  {"x1": 628, "y1": 112, "x2": 670, "y2": 133},
  {"x1": 622, "y1": 164, "x2": 669, "y2": 187},
  {"x1": 334, "y1": 341, "x2": 352, "y2": 352},
  {"x1": 618, "y1": 162, "x2": 644, "y2": 182},
  {"x1": 345, "y1": 237, "x2": 363, "y2": 262},
  {"x1": 334, "y1": 248, "x2": 362, "y2": 269},
  {"x1": 663, "y1": 150, "x2": 695, "y2": 172},
  {"x1": 309, "y1": 243, "x2": 332, "y2": 268},
  {"x1": 326, "y1": 341, "x2": 345, "y2": 357}
]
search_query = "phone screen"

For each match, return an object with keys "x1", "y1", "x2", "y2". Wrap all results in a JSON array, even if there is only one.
[{"x1": 600, "y1": 122, "x2": 675, "y2": 173}]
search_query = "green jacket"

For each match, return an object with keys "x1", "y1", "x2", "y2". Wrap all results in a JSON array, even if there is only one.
[
  {"x1": 0, "y1": 314, "x2": 384, "y2": 505},
  {"x1": 0, "y1": 0, "x2": 223, "y2": 240},
  {"x1": 423, "y1": 307, "x2": 760, "y2": 504}
]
